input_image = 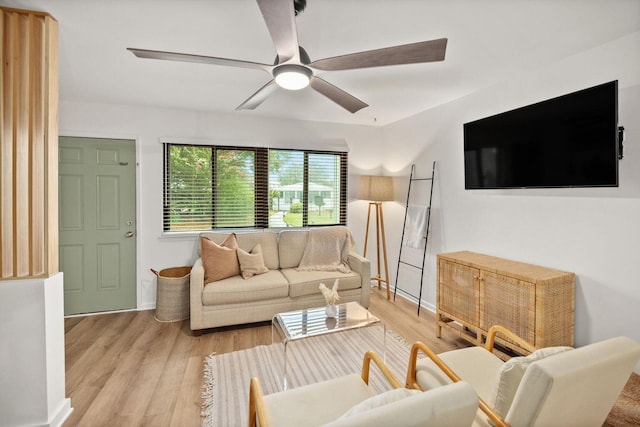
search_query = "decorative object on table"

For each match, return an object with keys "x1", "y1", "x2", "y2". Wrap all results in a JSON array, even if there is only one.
[
  {"x1": 324, "y1": 304, "x2": 338, "y2": 318},
  {"x1": 151, "y1": 266, "x2": 192, "y2": 322},
  {"x1": 361, "y1": 175, "x2": 394, "y2": 299},
  {"x1": 319, "y1": 279, "x2": 340, "y2": 318}
]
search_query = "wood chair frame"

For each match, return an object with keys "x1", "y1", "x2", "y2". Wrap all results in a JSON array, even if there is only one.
[
  {"x1": 249, "y1": 350, "x2": 402, "y2": 427},
  {"x1": 405, "y1": 325, "x2": 536, "y2": 427}
]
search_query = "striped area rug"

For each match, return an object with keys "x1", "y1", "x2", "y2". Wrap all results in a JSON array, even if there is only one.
[{"x1": 202, "y1": 325, "x2": 411, "y2": 427}]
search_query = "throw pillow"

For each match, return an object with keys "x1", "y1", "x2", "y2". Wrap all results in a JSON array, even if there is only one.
[
  {"x1": 201, "y1": 234, "x2": 240, "y2": 284},
  {"x1": 237, "y1": 243, "x2": 269, "y2": 279},
  {"x1": 491, "y1": 346, "x2": 573, "y2": 419},
  {"x1": 338, "y1": 388, "x2": 421, "y2": 419}
]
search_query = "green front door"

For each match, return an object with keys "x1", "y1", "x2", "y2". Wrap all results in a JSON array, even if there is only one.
[{"x1": 59, "y1": 137, "x2": 136, "y2": 315}]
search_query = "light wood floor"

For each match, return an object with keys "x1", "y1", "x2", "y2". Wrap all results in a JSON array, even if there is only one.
[
  {"x1": 63, "y1": 288, "x2": 472, "y2": 426},
  {"x1": 63, "y1": 288, "x2": 637, "y2": 426}
]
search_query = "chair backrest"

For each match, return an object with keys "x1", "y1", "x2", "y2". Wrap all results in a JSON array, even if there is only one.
[
  {"x1": 323, "y1": 381, "x2": 479, "y2": 427},
  {"x1": 506, "y1": 336, "x2": 640, "y2": 427}
]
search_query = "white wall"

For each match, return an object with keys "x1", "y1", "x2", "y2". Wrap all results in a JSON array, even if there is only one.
[
  {"x1": 380, "y1": 31, "x2": 640, "y2": 353},
  {"x1": 0, "y1": 274, "x2": 72, "y2": 427},
  {"x1": 59, "y1": 102, "x2": 386, "y2": 310}
]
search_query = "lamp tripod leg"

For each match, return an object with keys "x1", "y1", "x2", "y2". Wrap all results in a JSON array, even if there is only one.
[{"x1": 378, "y1": 203, "x2": 390, "y2": 300}]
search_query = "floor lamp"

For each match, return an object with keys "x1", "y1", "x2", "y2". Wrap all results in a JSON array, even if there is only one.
[{"x1": 361, "y1": 175, "x2": 394, "y2": 300}]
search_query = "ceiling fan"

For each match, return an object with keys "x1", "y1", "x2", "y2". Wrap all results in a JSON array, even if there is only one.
[{"x1": 128, "y1": 0, "x2": 447, "y2": 113}]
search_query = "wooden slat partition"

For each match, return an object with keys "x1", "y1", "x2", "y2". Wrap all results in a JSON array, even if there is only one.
[{"x1": 0, "y1": 7, "x2": 58, "y2": 279}]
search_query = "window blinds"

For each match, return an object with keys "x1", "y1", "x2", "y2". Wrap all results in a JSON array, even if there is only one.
[{"x1": 163, "y1": 143, "x2": 347, "y2": 232}]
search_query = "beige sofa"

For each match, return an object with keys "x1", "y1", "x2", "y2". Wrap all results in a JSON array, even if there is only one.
[{"x1": 190, "y1": 228, "x2": 371, "y2": 334}]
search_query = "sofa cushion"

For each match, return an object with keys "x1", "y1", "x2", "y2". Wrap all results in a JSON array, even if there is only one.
[
  {"x1": 201, "y1": 270, "x2": 289, "y2": 305},
  {"x1": 278, "y1": 230, "x2": 309, "y2": 269},
  {"x1": 237, "y1": 244, "x2": 269, "y2": 279},
  {"x1": 200, "y1": 231, "x2": 280, "y2": 270},
  {"x1": 281, "y1": 268, "x2": 361, "y2": 298},
  {"x1": 201, "y1": 234, "x2": 240, "y2": 284}
]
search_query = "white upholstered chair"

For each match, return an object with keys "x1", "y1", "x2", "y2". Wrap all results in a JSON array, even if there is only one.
[
  {"x1": 406, "y1": 325, "x2": 640, "y2": 427},
  {"x1": 249, "y1": 350, "x2": 479, "y2": 427}
]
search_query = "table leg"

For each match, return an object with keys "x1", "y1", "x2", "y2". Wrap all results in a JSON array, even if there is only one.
[
  {"x1": 272, "y1": 317, "x2": 288, "y2": 391},
  {"x1": 382, "y1": 323, "x2": 387, "y2": 363},
  {"x1": 283, "y1": 340, "x2": 289, "y2": 391}
]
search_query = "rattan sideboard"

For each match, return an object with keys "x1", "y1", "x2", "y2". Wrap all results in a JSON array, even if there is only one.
[{"x1": 436, "y1": 251, "x2": 575, "y2": 354}]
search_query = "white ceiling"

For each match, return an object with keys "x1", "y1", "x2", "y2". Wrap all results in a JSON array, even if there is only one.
[{"x1": 3, "y1": 0, "x2": 640, "y2": 126}]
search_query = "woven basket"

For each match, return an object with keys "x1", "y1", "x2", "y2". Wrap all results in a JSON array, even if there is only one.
[{"x1": 152, "y1": 266, "x2": 191, "y2": 322}]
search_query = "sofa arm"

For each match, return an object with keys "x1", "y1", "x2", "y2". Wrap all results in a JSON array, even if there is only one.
[
  {"x1": 190, "y1": 258, "x2": 205, "y2": 331},
  {"x1": 348, "y1": 252, "x2": 371, "y2": 308}
]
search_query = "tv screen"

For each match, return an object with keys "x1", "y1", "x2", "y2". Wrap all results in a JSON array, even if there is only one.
[{"x1": 464, "y1": 81, "x2": 619, "y2": 189}]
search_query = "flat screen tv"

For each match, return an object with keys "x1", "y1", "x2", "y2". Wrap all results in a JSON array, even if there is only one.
[{"x1": 464, "y1": 81, "x2": 619, "y2": 189}]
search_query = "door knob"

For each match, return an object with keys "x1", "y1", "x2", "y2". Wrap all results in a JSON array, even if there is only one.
[{"x1": 125, "y1": 231, "x2": 135, "y2": 238}]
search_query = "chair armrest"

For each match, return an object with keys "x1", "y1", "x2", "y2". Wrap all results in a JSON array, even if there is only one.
[
  {"x1": 361, "y1": 350, "x2": 402, "y2": 389},
  {"x1": 347, "y1": 251, "x2": 371, "y2": 307},
  {"x1": 485, "y1": 325, "x2": 536, "y2": 354},
  {"x1": 405, "y1": 341, "x2": 462, "y2": 389},
  {"x1": 189, "y1": 258, "x2": 205, "y2": 331},
  {"x1": 248, "y1": 377, "x2": 269, "y2": 427},
  {"x1": 405, "y1": 341, "x2": 510, "y2": 427}
]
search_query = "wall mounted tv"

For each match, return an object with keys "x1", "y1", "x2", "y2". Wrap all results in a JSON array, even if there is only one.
[{"x1": 464, "y1": 80, "x2": 619, "y2": 189}]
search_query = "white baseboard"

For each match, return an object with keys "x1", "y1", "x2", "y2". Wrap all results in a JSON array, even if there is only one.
[
  {"x1": 373, "y1": 282, "x2": 436, "y2": 313},
  {"x1": 48, "y1": 399, "x2": 73, "y2": 427}
]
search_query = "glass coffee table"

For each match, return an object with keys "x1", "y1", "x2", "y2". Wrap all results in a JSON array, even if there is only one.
[{"x1": 272, "y1": 301, "x2": 385, "y2": 390}]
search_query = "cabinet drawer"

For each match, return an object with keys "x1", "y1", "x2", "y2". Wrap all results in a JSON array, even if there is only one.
[
  {"x1": 438, "y1": 259, "x2": 479, "y2": 325},
  {"x1": 480, "y1": 271, "x2": 536, "y2": 345}
]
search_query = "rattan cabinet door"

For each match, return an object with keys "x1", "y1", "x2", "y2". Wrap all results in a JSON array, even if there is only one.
[
  {"x1": 438, "y1": 259, "x2": 479, "y2": 325},
  {"x1": 479, "y1": 271, "x2": 536, "y2": 346}
]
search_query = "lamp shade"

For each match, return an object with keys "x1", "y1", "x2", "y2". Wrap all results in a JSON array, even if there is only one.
[{"x1": 361, "y1": 175, "x2": 394, "y2": 202}]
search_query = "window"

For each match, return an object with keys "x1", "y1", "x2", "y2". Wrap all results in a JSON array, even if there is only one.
[{"x1": 163, "y1": 143, "x2": 347, "y2": 232}]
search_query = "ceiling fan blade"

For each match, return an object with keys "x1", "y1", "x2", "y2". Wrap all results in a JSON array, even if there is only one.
[
  {"x1": 310, "y1": 76, "x2": 368, "y2": 113},
  {"x1": 127, "y1": 48, "x2": 271, "y2": 72},
  {"x1": 310, "y1": 38, "x2": 448, "y2": 71},
  {"x1": 236, "y1": 79, "x2": 279, "y2": 110},
  {"x1": 256, "y1": 0, "x2": 300, "y2": 63}
]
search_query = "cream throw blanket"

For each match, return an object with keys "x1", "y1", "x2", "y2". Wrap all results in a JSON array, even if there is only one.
[
  {"x1": 405, "y1": 205, "x2": 428, "y2": 249},
  {"x1": 296, "y1": 226, "x2": 354, "y2": 273}
]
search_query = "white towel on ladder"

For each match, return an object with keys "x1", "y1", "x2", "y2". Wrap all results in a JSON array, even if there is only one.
[{"x1": 405, "y1": 205, "x2": 428, "y2": 249}]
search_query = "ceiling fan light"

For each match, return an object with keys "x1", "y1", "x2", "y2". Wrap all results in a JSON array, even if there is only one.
[{"x1": 273, "y1": 65, "x2": 311, "y2": 90}]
